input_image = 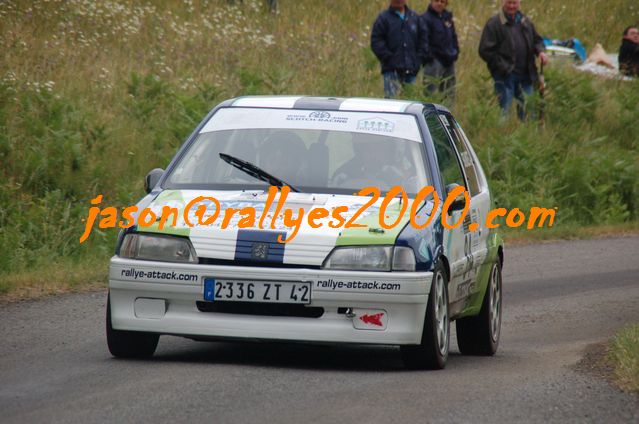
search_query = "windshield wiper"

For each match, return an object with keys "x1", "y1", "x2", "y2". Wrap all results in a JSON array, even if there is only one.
[{"x1": 219, "y1": 153, "x2": 299, "y2": 192}]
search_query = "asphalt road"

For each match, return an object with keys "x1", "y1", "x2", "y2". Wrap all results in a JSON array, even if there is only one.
[{"x1": 1, "y1": 236, "x2": 638, "y2": 423}]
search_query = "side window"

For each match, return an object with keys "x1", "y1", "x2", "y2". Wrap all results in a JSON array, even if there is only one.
[
  {"x1": 439, "y1": 114, "x2": 482, "y2": 197},
  {"x1": 453, "y1": 119, "x2": 486, "y2": 190},
  {"x1": 426, "y1": 114, "x2": 465, "y2": 190}
]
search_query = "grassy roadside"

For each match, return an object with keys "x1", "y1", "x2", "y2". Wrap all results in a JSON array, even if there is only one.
[
  {"x1": 0, "y1": 255, "x2": 108, "y2": 303},
  {"x1": 608, "y1": 324, "x2": 639, "y2": 393},
  {"x1": 501, "y1": 221, "x2": 639, "y2": 245}
]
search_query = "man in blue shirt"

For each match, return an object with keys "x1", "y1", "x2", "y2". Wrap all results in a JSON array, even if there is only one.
[
  {"x1": 422, "y1": 0, "x2": 459, "y2": 105},
  {"x1": 371, "y1": 0, "x2": 430, "y2": 98}
]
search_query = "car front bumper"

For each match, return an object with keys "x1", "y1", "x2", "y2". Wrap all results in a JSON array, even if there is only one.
[{"x1": 109, "y1": 257, "x2": 432, "y2": 345}]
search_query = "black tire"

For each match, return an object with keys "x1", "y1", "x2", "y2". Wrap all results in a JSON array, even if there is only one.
[
  {"x1": 456, "y1": 258, "x2": 502, "y2": 356},
  {"x1": 106, "y1": 294, "x2": 159, "y2": 359},
  {"x1": 401, "y1": 262, "x2": 450, "y2": 370}
]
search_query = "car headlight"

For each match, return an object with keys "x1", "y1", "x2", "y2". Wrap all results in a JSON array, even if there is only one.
[
  {"x1": 322, "y1": 246, "x2": 416, "y2": 271},
  {"x1": 119, "y1": 233, "x2": 198, "y2": 263}
]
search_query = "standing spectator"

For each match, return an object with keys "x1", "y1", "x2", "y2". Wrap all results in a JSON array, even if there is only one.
[
  {"x1": 479, "y1": 0, "x2": 548, "y2": 120},
  {"x1": 422, "y1": 0, "x2": 459, "y2": 105},
  {"x1": 619, "y1": 25, "x2": 639, "y2": 77},
  {"x1": 371, "y1": 0, "x2": 430, "y2": 98}
]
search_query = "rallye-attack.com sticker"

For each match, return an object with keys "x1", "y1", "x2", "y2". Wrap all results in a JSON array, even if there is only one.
[{"x1": 315, "y1": 278, "x2": 401, "y2": 292}]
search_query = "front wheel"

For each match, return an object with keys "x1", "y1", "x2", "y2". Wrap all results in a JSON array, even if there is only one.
[
  {"x1": 401, "y1": 262, "x2": 450, "y2": 370},
  {"x1": 456, "y1": 259, "x2": 502, "y2": 355},
  {"x1": 106, "y1": 294, "x2": 159, "y2": 359}
]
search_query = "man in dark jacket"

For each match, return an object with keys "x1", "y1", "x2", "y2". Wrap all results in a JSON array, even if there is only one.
[
  {"x1": 422, "y1": 0, "x2": 459, "y2": 104},
  {"x1": 371, "y1": 0, "x2": 430, "y2": 98},
  {"x1": 479, "y1": 0, "x2": 548, "y2": 120},
  {"x1": 619, "y1": 26, "x2": 639, "y2": 77}
]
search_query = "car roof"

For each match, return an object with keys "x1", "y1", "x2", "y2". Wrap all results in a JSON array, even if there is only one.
[{"x1": 221, "y1": 96, "x2": 450, "y2": 116}]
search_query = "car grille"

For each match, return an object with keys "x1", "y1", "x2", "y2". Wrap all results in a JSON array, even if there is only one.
[
  {"x1": 196, "y1": 301, "x2": 324, "y2": 318},
  {"x1": 198, "y1": 257, "x2": 321, "y2": 269}
]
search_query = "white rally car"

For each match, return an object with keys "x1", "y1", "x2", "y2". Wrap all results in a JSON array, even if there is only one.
[{"x1": 107, "y1": 96, "x2": 504, "y2": 369}]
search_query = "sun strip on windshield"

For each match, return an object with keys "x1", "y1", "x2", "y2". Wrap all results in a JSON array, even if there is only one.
[{"x1": 200, "y1": 108, "x2": 423, "y2": 143}]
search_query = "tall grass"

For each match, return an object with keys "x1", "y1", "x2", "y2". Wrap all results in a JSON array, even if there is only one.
[
  {"x1": 609, "y1": 324, "x2": 639, "y2": 393},
  {"x1": 1, "y1": 0, "x2": 638, "y2": 290}
]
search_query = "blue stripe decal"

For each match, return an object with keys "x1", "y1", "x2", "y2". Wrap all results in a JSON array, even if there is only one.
[{"x1": 234, "y1": 230, "x2": 286, "y2": 264}]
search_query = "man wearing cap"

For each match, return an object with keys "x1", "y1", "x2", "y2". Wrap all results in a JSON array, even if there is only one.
[
  {"x1": 479, "y1": 0, "x2": 548, "y2": 120},
  {"x1": 371, "y1": 0, "x2": 430, "y2": 98}
]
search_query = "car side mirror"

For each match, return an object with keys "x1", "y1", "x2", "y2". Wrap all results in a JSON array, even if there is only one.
[
  {"x1": 144, "y1": 168, "x2": 164, "y2": 194},
  {"x1": 446, "y1": 183, "x2": 466, "y2": 212}
]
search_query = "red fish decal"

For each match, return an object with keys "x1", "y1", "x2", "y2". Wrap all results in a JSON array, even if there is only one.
[{"x1": 359, "y1": 312, "x2": 384, "y2": 327}]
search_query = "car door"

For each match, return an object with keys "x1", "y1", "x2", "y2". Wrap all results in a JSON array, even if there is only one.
[
  {"x1": 439, "y1": 113, "x2": 491, "y2": 308},
  {"x1": 424, "y1": 112, "x2": 472, "y2": 314}
]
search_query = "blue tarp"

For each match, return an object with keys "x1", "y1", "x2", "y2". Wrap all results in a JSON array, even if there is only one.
[{"x1": 543, "y1": 37, "x2": 587, "y2": 62}]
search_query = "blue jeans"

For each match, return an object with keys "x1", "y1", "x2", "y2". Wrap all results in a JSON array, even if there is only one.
[
  {"x1": 383, "y1": 71, "x2": 416, "y2": 99},
  {"x1": 494, "y1": 73, "x2": 533, "y2": 120},
  {"x1": 423, "y1": 58, "x2": 456, "y2": 107}
]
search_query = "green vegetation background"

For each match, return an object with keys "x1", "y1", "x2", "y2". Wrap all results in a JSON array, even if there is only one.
[{"x1": 1, "y1": 0, "x2": 638, "y2": 295}]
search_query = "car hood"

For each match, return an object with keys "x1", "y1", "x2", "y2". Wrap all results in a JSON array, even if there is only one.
[{"x1": 136, "y1": 189, "x2": 423, "y2": 267}]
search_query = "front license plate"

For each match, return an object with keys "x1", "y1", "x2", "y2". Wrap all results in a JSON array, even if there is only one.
[{"x1": 203, "y1": 279, "x2": 311, "y2": 304}]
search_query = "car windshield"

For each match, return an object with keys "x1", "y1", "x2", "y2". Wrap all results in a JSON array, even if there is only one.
[{"x1": 165, "y1": 108, "x2": 430, "y2": 196}]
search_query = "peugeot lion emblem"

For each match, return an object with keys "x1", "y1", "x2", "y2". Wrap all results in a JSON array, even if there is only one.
[{"x1": 251, "y1": 242, "x2": 269, "y2": 260}]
